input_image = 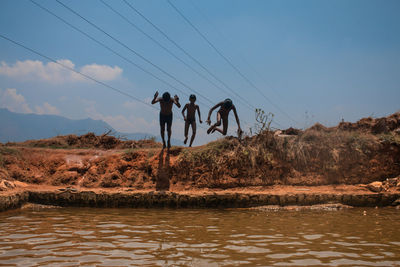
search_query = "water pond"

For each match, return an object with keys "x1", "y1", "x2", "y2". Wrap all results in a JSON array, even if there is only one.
[{"x1": 0, "y1": 206, "x2": 399, "y2": 266}]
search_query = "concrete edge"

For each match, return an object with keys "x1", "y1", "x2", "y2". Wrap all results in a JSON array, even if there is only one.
[{"x1": 1, "y1": 190, "x2": 399, "y2": 212}]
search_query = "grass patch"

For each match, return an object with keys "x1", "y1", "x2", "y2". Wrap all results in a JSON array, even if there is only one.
[
  {"x1": 0, "y1": 146, "x2": 19, "y2": 155},
  {"x1": 0, "y1": 146, "x2": 20, "y2": 167},
  {"x1": 379, "y1": 133, "x2": 400, "y2": 145}
]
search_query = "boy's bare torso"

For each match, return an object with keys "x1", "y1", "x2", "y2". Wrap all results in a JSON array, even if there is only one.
[
  {"x1": 217, "y1": 105, "x2": 232, "y2": 119},
  {"x1": 159, "y1": 99, "x2": 173, "y2": 115},
  {"x1": 185, "y1": 103, "x2": 198, "y2": 122}
]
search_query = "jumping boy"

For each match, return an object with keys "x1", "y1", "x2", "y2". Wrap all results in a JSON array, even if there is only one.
[
  {"x1": 181, "y1": 94, "x2": 202, "y2": 147},
  {"x1": 152, "y1": 91, "x2": 181, "y2": 149},
  {"x1": 206, "y1": 98, "x2": 242, "y2": 137}
]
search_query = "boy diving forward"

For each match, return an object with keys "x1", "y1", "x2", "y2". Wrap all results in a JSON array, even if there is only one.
[
  {"x1": 181, "y1": 94, "x2": 202, "y2": 147},
  {"x1": 152, "y1": 91, "x2": 181, "y2": 149},
  {"x1": 206, "y1": 98, "x2": 242, "y2": 137}
]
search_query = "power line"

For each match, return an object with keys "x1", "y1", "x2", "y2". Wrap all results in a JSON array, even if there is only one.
[
  {"x1": 29, "y1": 0, "x2": 186, "y2": 106},
  {"x1": 0, "y1": 33, "x2": 211, "y2": 133},
  {"x1": 100, "y1": 0, "x2": 216, "y2": 106},
  {"x1": 99, "y1": 0, "x2": 255, "y2": 129},
  {"x1": 55, "y1": 0, "x2": 212, "y2": 109},
  {"x1": 55, "y1": 0, "x2": 253, "y2": 128},
  {"x1": 166, "y1": 0, "x2": 297, "y2": 126},
  {"x1": 28, "y1": 0, "x2": 213, "y2": 130},
  {"x1": 0, "y1": 33, "x2": 154, "y2": 110},
  {"x1": 122, "y1": 0, "x2": 256, "y2": 112},
  {"x1": 189, "y1": 0, "x2": 284, "y2": 100},
  {"x1": 29, "y1": 0, "x2": 252, "y2": 130}
]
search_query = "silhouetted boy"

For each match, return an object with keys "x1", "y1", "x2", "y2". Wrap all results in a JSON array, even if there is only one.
[
  {"x1": 206, "y1": 98, "x2": 242, "y2": 137},
  {"x1": 152, "y1": 91, "x2": 181, "y2": 149},
  {"x1": 181, "y1": 94, "x2": 202, "y2": 147}
]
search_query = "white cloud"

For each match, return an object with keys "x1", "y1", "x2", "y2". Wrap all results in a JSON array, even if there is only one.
[
  {"x1": 0, "y1": 59, "x2": 122, "y2": 84},
  {"x1": 102, "y1": 114, "x2": 157, "y2": 133},
  {"x1": 82, "y1": 99, "x2": 158, "y2": 133},
  {"x1": 122, "y1": 100, "x2": 138, "y2": 110},
  {"x1": 0, "y1": 88, "x2": 32, "y2": 113},
  {"x1": 0, "y1": 88, "x2": 60, "y2": 115},
  {"x1": 80, "y1": 64, "x2": 122, "y2": 81},
  {"x1": 35, "y1": 102, "x2": 60, "y2": 115}
]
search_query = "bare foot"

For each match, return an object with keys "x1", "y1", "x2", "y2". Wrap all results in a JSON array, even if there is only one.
[
  {"x1": 237, "y1": 129, "x2": 243, "y2": 139},
  {"x1": 167, "y1": 141, "x2": 171, "y2": 149},
  {"x1": 184, "y1": 136, "x2": 188, "y2": 144},
  {"x1": 162, "y1": 141, "x2": 166, "y2": 149}
]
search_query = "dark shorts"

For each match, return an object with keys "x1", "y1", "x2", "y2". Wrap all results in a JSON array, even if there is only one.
[
  {"x1": 160, "y1": 113, "x2": 173, "y2": 127},
  {"x1": 186, "y1": 118, "x2": 195, "y2": 125}
]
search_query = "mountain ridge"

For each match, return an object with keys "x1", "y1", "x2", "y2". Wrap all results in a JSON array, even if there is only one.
[{"x1": 0, "y1": 108, "x2": 181, "y2": 145}]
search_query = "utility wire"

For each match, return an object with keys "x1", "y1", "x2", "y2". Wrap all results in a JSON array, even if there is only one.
[
  {"x1": 166, "y1": 0, "x2": 297, "y2": 126},
  {"x1": 55, "y1": 0, "x2": 211, "y2": 109},
  {"x1": 100, "y1": 0, "x2": 214, "y2": 105},
  {"x1": 100, "y1": 0, "x2": 253, "y2": 128},
  {"x1": 122, "y1": 0, "x2": 256, "y2": 112},
  {"x1": 0, "y1": 33, "x2": 211, "y2": 132},
  {"x1": 189, "y1": 0, "x2": 284, "y2": 100},
  {"x1": 0, "y1": 33, "x2": 153, "y2": 110},
  {"x1": 29, "y1": 0, "x2": 182, "y2": 98},
  {"x1": 29, "y1": 0, "x2": 251, "y2": 130}
]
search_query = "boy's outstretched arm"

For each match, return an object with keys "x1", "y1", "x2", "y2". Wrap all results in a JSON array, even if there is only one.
[
  {"x1": 151, "y1": 91, "x2": 160, "y2": 104},
  {"x1": 232, "y1": 105, "x2": 242, "y2": 132},
  {"x1": 174, "y1": 95, "x2": 181, "y2": 108},
  {"x1": 182, "y1": 104, "x2": 188, "y2": 121},
  {"x1": 206, "y1": 102, "x2": 222, "y2": 125},
  {"x1": 196, "y1": 105, "x2": 202, "y2": 123}
]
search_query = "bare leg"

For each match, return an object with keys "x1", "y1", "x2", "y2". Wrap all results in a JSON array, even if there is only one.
[
  {"x1": 189, "y1": 121, "x2": 196, "y2": 147},
  {"x1": 207, "y1": 112, "x2": 221, "y2": 134},
  {"x1": 167, "y1": 123, "x2": 172, "y2": 149},
  {"x1": 213, "y1": 116, "x2": 228, "y2": 135},
  {"x1": 160, "y1": 124, "x2": 166, "y2": 148},
  {"x1": 184, "y1": 121, "x2": 189, "y2": 144}
]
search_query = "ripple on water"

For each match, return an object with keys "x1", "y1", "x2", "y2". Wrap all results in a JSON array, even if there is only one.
[
  {"x1": 303, "y1": 234, "x2": 324, "y2": 240},
  {"x1": 0, "y1": 207, "x2": 399, "y2": 266},
  {"x1": 225, "y1": 245, "x2": 271, "y2": 254}
]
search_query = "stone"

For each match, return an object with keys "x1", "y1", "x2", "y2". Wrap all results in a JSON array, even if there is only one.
[
  {"x1": 386, "y1": 177, "x2": 398, "y2": 187},
  {"x1": 367, "y1": 181, "x2": 383, "y2": 192},
  {"x1": 392, "y1": 198, "x2": 400, "y2": 206},
  {"x1": 0, "y1": 179, "x2": 16, "y2": 191}
]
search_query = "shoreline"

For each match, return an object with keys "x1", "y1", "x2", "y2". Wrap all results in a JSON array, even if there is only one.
[{"x1": 1, "y1": 185, "x2": 400, "y2": 212}]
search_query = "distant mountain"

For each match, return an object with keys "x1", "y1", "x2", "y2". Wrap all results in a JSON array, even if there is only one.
[{"x1": 0, "y1": 108, "x2": 182, "y2": 145}]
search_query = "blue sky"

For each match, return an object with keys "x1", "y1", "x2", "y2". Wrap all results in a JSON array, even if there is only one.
[{"x1": 0, "y1": 0, "x2": 399, "y2": 145}]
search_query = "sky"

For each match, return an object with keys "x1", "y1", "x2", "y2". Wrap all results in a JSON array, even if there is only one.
[{"x1": 0, "y1": 0, "x2": 399, "y2": 145}]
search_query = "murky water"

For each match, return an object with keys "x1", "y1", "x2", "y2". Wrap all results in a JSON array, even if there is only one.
[{"x1": 0, "y1": 207, "x2": 399, "y2": 266}]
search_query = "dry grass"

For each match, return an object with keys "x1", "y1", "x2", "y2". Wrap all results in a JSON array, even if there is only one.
[
  {"x1": 175, "y1": 123, "x2": 400, "y2": 187},
  {"x1": 7, "y1": 133, "x2": 161, "y2": 150}
]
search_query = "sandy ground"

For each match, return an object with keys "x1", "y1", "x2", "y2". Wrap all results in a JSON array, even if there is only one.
[{"x1": 2, "y1": 182, "x2": 398, "y2": 197}]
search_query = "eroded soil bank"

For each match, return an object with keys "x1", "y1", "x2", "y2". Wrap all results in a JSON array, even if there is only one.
[
  {"x1": 1, "y1": 112, "x2": 399, "y2": 212},
  {"x1": 1, "y1": 185, "x2": 400, "y2": 212}
]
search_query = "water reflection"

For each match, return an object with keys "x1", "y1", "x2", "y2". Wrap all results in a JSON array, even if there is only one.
[{"x1": 0, "y1": 207, "x2": 399, "y2": 266}]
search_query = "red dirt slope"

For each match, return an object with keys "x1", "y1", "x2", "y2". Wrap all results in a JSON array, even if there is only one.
[{"x1": 1, "y1": 112, "x2": 399, "y2": 191}]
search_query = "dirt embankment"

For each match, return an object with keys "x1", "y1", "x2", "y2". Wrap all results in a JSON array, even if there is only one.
[{"x1": 0, "y1": 112, "x2": 399, "y2": 192}]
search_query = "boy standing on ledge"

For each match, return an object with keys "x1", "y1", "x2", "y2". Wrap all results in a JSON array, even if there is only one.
[
  {"x1": 181, "y1": 94, "x2": 202, "y2": 147},
  {"x1": 206, "y1": 98, "x2": 242, "y2": 137},
  {"x1": 152, "y1": 91, "x2": 181, "y2": 149}
]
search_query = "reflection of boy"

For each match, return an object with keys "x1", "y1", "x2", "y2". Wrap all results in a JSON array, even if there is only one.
[
  {"x1": 206, "y1": 98, "x2": 242, "y2": 136},
  {"x1": 151, "y1": 91, "x2": 181, "y2": 149},
  {"x1": 181, "y1": 94, "x2": 202, "y2": 147}
]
